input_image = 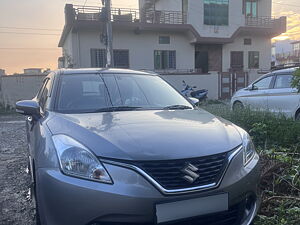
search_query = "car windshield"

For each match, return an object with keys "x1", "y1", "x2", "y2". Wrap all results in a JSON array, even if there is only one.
[{"x1": 56, "y1": 73, "x2": 193, "y2": 113}]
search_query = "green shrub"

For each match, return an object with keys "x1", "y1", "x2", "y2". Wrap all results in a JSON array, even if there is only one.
[
  {"x1": 202, "y1": 105, "x2": 300, "y2": 150},
  {"x1": 292, "y1": 68, "x2": 300, "y2": 92}
]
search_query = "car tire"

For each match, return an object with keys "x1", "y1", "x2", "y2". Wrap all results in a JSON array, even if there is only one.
[
  {"x1": 296, "y1": 111, "x2": 300, "y2": 121},
  {"x1": 233, "y1": 101, "x2": 244, "y2": 111}
]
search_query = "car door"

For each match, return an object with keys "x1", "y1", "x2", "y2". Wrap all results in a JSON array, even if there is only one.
[
  {"x1": 244, "y1": 75, "x2": 275, "y2": 111},
  {"x1": 267, "y1": 73, "x2": 300, "y2": 117},
  {"x1": 27, "y1": 77, "x2": 52, "y2": 165}
]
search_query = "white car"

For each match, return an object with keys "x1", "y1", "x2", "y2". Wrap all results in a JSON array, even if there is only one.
[{"x1": 231, "y1": 67, "x2": 300, "y2": 120}]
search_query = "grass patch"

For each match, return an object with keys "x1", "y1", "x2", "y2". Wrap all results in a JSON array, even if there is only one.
[{"x1": 202, "y1": 104, "x2": 300, "y2": 225}]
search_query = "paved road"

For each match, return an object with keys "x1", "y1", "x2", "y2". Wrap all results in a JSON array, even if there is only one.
[{"x1": 0, "y1": 115, "x2": 35, "y2": 225}]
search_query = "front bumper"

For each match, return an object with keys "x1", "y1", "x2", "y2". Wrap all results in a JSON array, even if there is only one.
[{"x1": 36, "y1": 150, "x2": 260, "y2": 225}]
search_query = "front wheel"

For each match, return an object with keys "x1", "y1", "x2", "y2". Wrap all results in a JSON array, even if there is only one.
[
  {"x1": 233, "y1": 101, "x2": 244, "y2": 111},
  {"x1": 296, "y1": 111, "x2": 300, "y2": 121}
]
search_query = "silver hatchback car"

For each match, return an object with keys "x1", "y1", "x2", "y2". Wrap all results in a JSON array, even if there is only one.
[
  {"x1": 16, "y1": 69, "x2": 260, "y2": 225},
  {"x1": 231, "y1": 67, "x2": 300, "y2": 120}
]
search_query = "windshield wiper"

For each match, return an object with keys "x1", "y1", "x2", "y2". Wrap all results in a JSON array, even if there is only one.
[
  {"x1": 163, "y1": 105, "x2": 193, "y2": 110},
  {"x1": 93, "y1": 106, "x2": 143, "y2": 112}
]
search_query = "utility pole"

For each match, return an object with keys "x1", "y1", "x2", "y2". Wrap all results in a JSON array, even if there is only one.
[{"x1": 102, "y1": 0, "x2": 114, "y2": 68}]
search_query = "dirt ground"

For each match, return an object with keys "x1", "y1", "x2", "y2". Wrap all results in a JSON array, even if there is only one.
[{"x1": 0, "y1": 114, "x2": 35, "y2": 225}]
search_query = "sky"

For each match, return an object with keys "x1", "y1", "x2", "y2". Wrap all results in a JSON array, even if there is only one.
[{"x1": 0, "y1": 0, "x2": 299, "y2": 74}]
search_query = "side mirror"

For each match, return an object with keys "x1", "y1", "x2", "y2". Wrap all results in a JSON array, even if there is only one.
[
  {"x1": 189, "y1": 97, "x2": 199, "y2": 105},
  {"x1": 16, "y1": 100, "x2": 41, "y2": 118},
  {"x1": 251, "y1": 85, "x2": 258, "y2": 91}
]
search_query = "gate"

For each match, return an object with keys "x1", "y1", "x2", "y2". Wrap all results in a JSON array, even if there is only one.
[{"x1": 219, "y1": 71, "x2": 248, "y2": 99}]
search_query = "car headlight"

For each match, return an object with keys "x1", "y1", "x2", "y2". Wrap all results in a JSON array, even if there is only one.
[
  {"x1": 52, "y1": 134, "x2": 112, "y2": 184},
  {"x1": 242, "y1": 133, "x2": 256, "y2": 166}
]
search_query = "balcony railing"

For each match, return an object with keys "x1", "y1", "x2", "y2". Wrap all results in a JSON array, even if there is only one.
[
  {"x1": 245, "y1": 16, "x2": 286, "y2": 28},
  {"x1": 73, "y1": 5, "x2": 187, "y2": 24}
]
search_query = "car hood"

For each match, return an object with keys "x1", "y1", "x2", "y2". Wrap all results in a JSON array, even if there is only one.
[{"x1": 47, "y1": 109, "x2": 243, "y2": 161}]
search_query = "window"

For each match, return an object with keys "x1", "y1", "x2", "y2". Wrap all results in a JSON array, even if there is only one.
[
  {"x1": 154, "y1": 50, "x2": 176, "y2": 70},
  {"x1": 56, "y1": 74, "x2": 192, "y2": 113},
  {"x1": 159, "y1": 36, "x2": 170, "y2": 44},
  {"x1": 113, "y1": 50, "x2": 129, "y2": 68},
  {"x1": 91, "y1": 49, "x2": 106, "y2": 67},
  {"x1": 39, "y1": 79, "x2": 51, "y2": 111},
  {"x1": 57, "y1": 74, "x2": 109, "y2": 112},
  {"x1": 91, "y1": 49, "x2": 129, "y2": 68},
  {"x1": 253, "y1": 76, "x2": 273, "y2": 90},
  {"x1": 248, "y1": 51, "x2": 259, "y2": 69},
  {"x1": 246, "y1": 0, "x2": 257, "y2": 17},
  {"x1": 204, "y1": 0, "x2": 229, "y2": 26},
  {"x1": 274, "y1": 75, "x2": 292, "y2": 89},
  {"x1": 244, "y1": 38, "x2": 252, "y2": 45}
]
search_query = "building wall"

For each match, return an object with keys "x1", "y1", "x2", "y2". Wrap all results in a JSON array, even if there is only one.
[
  {"x1": 155, "y1": 0, "x2": 182, "y2": 11},
  {"x1": 188, "y1": 0, "x2": 245, "y2": 38},
  {"x1": 258, "y1": 0, "x2": 272, "y2": 17},
  {"x1": 0, "y1": 75, "x2": 45, "y2": 107},
  {"x1": 222, "y1": 34, "x2": 271, "y2": 72},
  {"x1": 62, "y1": 32, "x2": 75, "y2": 68},
  {"x1": 0, "y1": 73, "x2": 219, "y2": 108},
  {"x1": 0, "y1": 72, "x2": 266, "y2": 107},
  {"x1": 73, "y1": 30, "x2": 195, "y2": 70},
  {"x1": 162, "y1": 73, "x2": 219, "y2": 99}
]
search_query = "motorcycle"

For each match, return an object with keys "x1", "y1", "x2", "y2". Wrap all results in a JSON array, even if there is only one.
[{"x1": 181, "y1": 80, "x2": 208, "y2": 103}]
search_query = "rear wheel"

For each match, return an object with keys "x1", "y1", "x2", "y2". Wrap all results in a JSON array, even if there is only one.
[{"x1": 233, "y1": 101, "x2": 244, "y2": 111}]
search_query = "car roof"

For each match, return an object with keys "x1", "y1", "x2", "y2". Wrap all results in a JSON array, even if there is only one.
[
  {"x1": 272, "y1": 67, "x2": 298, "y2": 74},
  {"x1": 56, "y1": 68, "x2": 158, "y2": 76}
]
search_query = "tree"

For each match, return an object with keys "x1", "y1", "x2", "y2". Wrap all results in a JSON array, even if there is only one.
[{"x1": 292, "y1": 68, "x2": 300, "y2": 92}]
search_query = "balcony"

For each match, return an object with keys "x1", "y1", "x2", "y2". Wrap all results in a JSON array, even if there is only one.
[
  {"x1": 245, "y1": 16, "x2": 286, "y2": 35},
  {"x1": 71, "y1": 5, "x2": 187, "y2": 25}
]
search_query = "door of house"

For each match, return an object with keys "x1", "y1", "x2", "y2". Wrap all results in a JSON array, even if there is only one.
[
  {"x1": 230, "y1": 51, "x2": 244, "y2": 70},
  {"x1": 219, "y1": 71, "x2": 249, "y2": 99},
  {"x1": 195, "y1": 51, "x2": 209, "y2": 73}
]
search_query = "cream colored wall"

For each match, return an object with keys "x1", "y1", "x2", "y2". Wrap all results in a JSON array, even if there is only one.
[
  {"x1": 162, "y1": 73, "x2": 219, "y2": 99},
  {"x1": 222, "y1": 34, "x2": 272, "y2": 72},
  {"x1": 258, "y1": 0, "x2": 272, "y2": 17},
  {"x1": 188, "y1": 0, "x2": 244, "y2": 38},
  {"x1": 74, "y1": 30, "x2": 195, "y2": 70},
  {"x1": 155, "y1": 0, "x2": 182, "y2": 11}
]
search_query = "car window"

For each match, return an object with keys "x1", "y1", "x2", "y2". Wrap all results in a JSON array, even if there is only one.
[
  {"x1": 56, "y1": 74, "x2": 192, "y2": 113},
  {"x1": 37, "y1": 79, "x2": 48, "y2": 101},
  {"x1": 115, "y1": 75, "x2": 149, "y2": 107},
  {"x1": 57, "y1": 74, "x2": 109, "y2": 112},
  {"x1": 274, "y1": 74, "x2": 292, "y2": 89},
  {"x1": 253, "y1": 76, "x2": 273, "y2": 90},
  {"x1": 39, "y1": 79, "x2": 51, "y2": 111}
]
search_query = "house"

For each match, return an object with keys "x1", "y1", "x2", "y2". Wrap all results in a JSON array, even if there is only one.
[
  {"x1": 58, "y1": 0, "x2": 286, "y2": 99},
  {"x1": 291, "y1": 40, "x2": 300, "y2": 63},
  {"x1": 23, "y1": 68, "x2": 43, "y2": 75},
  {"x1": 58, "y1": 0, "x2": 286, "y2": 72},
  {"x1": 274, "y1": 40, "x2": 300, "y2": 65},
  {"x1": 272, "y1": 39, "x2": 294, "y2": 66}
]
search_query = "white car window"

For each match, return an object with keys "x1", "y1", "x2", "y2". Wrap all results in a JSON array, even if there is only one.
[
  {"x1": 274, "y1": 75, "x2": 292, "y2": 89},
  {"x1": 253, "y1": 76, "x2": 273, "y2": 90}
]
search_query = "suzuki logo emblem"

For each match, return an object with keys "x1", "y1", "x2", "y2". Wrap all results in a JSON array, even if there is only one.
[{"x1": 181, "y1": 163, "x2": 199, "y2": 183}]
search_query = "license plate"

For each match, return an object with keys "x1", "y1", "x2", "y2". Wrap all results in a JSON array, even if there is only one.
[{"x1": 156, "y1": 193, "x2": 228, "y2": 224}]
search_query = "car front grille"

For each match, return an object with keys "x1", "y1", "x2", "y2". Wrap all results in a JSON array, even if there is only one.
[{"x1": 131, "y1": 151, "x2": 230, "y2": 190}]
